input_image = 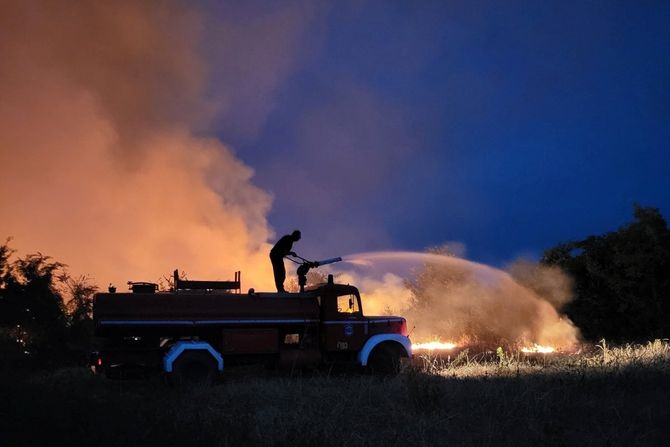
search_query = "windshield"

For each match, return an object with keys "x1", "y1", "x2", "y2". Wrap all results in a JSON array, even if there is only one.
[{"x1": 336, "y1": 294, "x2": 361, "y2": 315}]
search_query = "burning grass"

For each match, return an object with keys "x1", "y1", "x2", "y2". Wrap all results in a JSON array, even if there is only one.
[
  {"x1": 413, "y1": 339, "x2": 670, "y2": 378},
  {"x1": 2, "y1": 340, "x2": 669, "y2": 446}
]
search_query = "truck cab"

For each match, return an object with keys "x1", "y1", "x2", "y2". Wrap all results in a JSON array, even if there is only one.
[{"x1": 311, "y1": 279, "x2": 409, "y2": 371}]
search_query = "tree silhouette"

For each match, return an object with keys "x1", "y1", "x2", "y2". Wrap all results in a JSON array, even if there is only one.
[
  {"x1": 61, "y1": 274, "x2": 98, "y2": 350},
  {"x1": 0, "y1": 239, "x2": 95, "y2": 368},
  {"x1": 542, "y1": 204, "x2": 670, "y2": 341}
]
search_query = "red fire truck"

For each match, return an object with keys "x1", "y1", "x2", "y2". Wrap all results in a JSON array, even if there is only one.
[{"x1": 91, "y1": 259, "x2": 412, "y2": 383}]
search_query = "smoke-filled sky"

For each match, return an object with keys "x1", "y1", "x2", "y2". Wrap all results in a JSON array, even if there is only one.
[
  {"x1": 1, "y1": 0, "x2": 669, "y2": 288},
  {"x1": 225, "y1": 1, "x2": 670, "y2": 264}
]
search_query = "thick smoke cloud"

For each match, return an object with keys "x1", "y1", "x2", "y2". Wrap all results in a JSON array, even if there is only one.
[
  {"x1": 254, "y1": 83, "x2": 417, "y2": 255},
  {"x1": 0, "y1": 1, "x2": 301, "y2": 289},
  {"x1": 203, "y1": 1, "x2": 323, "y2": 143}
]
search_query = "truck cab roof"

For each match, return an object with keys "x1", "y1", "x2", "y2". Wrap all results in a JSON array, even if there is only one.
[{"x1": 305, "y1": 282, "x2": 359, "y2": 296}]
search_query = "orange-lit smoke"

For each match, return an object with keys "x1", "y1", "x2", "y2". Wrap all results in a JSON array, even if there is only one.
[
  {"x1": 407, "y1": 259, "x2": 579, "y2": 349},
  {"x1": 0, "y1": 1, "x2": 277, "y2": 289},
  {"x1": 339, "y1": 251, "x2": 579, "y2": 351}
]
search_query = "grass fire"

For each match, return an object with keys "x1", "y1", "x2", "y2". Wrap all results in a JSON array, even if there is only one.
[{"x1": 412, "y1": 340, "x2": 458, "y2": 351}]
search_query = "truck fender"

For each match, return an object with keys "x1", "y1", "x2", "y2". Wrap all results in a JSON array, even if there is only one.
[
  {"x1": 358, "y1": 334, "x2": 412, "y2": 366},
  {"x1": 163, "y1": 341, "x2": 224, "y2": 373}
]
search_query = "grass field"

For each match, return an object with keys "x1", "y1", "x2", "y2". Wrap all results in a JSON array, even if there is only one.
[{"x1": 2, "y1": 340, "x2": 669, "y2": 447}]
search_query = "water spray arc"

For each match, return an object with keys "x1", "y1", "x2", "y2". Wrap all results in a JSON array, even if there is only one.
[{"x1": 336, "y1": 250, "x2": 579, "y2": 352}]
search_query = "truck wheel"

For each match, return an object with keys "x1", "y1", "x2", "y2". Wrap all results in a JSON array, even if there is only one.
[
  {"x1": 171, "y1": 351, "x2": 218, "y2": 386},
  {"x1": 368, "y1": 343, "x2": 402, "y2": 376}
]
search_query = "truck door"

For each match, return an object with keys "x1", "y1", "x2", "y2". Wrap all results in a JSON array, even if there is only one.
[{"x1": 321, "y1": 293, "x2": 367, "y2": 352}]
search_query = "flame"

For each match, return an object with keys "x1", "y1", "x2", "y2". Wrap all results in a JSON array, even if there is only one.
[
  {"x1": 413, "y1": 341, "x2": 458, "y2": 351},
  {"x1": 520, "y1": 344, "x2": 556, "y2": 354}
]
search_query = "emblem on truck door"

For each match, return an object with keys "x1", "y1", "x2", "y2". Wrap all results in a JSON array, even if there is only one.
[{"x1": 344, "y1": 324, "x2": 354, "y2": 337}]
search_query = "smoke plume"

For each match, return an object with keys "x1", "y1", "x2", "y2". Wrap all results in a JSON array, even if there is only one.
[{"x1": 0, "y1": 1, "x2": 283, "y2": 289}]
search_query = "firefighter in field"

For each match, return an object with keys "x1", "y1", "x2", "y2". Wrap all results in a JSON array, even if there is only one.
[{"x1": 270, "y1": 230, "x2": 301, "y2": 292}]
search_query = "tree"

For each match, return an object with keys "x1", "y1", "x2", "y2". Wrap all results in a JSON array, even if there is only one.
[
  {"x1": 0, "y1": 239, "x2": 17, "y2": 324},
  {"x1": 0, "y1": 240, "x2": 70, "y2": 367},
  {"x1": 542, "y1": 204, "x2": 670, "y2": 341},
  {"x1": 61, "y1": 274, "x2": 98, "y2": 349},
  {"x1": 12, "y1": 253, "x2": 68, "y2": 362}
]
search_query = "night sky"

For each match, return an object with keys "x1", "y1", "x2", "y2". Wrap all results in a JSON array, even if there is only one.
[{"x1": 210, "y1": 1, "x2": 670, "y2": 266}]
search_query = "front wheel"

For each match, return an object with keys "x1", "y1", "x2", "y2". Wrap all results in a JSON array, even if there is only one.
[{"x1": 367, "y1": 343, "x2": 403, "y2": 376}]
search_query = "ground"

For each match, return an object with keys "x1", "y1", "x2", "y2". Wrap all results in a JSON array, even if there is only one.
[{"x1": 1, "y1": 341, "x2": 669, "y2": 446}]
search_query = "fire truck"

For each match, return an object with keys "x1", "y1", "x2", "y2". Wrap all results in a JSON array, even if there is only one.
[{"x1": 91, "y1": 257, "x2": 412, "y2": 383}]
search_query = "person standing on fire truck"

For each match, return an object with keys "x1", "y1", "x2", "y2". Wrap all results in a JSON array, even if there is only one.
[{"x1": 270, "y1": 230, "x2": 301, "y2": 292}]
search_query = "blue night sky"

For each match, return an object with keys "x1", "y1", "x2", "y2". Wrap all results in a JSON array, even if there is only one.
[{"x1": 208, "y1": 1, "x2": 670, "y2": 266}]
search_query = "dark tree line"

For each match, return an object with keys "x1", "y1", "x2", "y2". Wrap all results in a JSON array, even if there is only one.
[
  {"x1": 542, "y1": 205, "x2": 670, "y2": 342},
  {"x1": 0, "y1": 240, "x2": 96, "y2": 369}
]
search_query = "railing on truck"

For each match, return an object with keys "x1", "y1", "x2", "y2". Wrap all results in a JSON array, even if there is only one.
[{"x1": 173, "y1": 269, "x2": 241, "y2": 293}]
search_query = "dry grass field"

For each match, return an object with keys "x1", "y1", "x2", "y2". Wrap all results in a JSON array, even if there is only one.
[{"x1": 2, "y1": 340, "x2": 669, "y2": 447}]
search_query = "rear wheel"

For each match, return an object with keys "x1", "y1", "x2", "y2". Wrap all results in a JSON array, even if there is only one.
[{"x1": 171, "y1": 350, "x2": 218, "y2": 386}]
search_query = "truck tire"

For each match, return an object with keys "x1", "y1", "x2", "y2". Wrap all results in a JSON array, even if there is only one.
[
  {"x1": 171, "y1": 350, "x2": 218, "y2": 386},
  {"x1": 367, "y1": 342, "x2": 403, "y2": 376}
]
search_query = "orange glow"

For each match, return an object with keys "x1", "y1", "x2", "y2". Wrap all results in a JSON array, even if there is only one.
[
  {"x1": 520, "y1": 344, "x2": 556, "y2": 354},
  {"x1": 0, "y1": 2, "x2": 277, "y2": 292},
  {"x1": 413, "y1": 341, "x2": 458, "y2": 351}
]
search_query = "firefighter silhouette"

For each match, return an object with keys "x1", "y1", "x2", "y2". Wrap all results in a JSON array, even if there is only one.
[{"x1": 269, "y1": 230, "x2": 301, "y2": 292}]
